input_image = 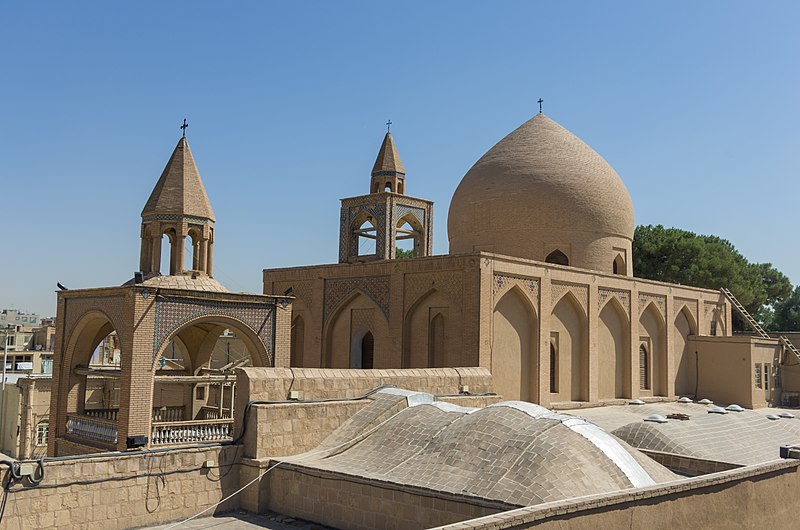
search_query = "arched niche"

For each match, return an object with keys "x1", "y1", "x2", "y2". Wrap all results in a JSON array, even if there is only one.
[
  {"x1": 551, "y1": 292, "x2": 587, "y2": 402},
  {"x1": 598, "y1": 298, "x2": 630, "y2": 399},
  {"x1": 350, "y1": 329, "x2": 374, "y2": 369},
  {"x1": 639, "y1": 303, "x2": 667, "y2": 396},
  {"x1": 545, "y1": 249, "x2": 569, "y2": 266},
  {"x1": 403, "y1": 289, "x2": 460, "y2": 368},
  {"x1": 613, "y1": 254, "x2": 626, "y2": 275},
  {"x1": 492, "y1": 287, "x2": 539, "y2": 402},
  {"x1": 674, "y1": 306, "x2": 697, "y2": 396},
  {"x1": 325, "y1": 292, "x2": 389, "y2": 368}
]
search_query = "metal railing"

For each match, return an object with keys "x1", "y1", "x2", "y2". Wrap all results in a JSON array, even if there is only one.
[
  {"x1": 66, "y1": 414, "x2": 118, "y2": 445},
  {"x1": 151, "y1": 418, "x2": 234, "y2": 445}
]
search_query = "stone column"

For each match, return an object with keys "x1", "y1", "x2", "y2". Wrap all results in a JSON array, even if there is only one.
[
  {"x1": 206, "y1": 239, "x2": 214, "y2": 276},
  {"x1": 198, "y1": 239, "x2": 208, "y2": 275},
  {"x1": 538, "y1": 276, "x2": 553, "y2": 407},
  {"x1": 174, "y1": 235, "x2": 186, "y2": 275},
  {"x1": 587, "y1": 282, "x2": 599, "y2": 404},
  {"x1": 630, "y1": 287, "x2": 640, "y2": 399},
  {"x1": 151, "y1": 236, "x2": 162, "y2": 275}
]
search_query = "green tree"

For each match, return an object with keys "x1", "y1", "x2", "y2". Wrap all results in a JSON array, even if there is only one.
[
  {"x1": 633, "y1": 225, "x2": 793, "y2": 327},
  {"x1": 395, "y1": 248, "x2": 414, "y2": 260},
  {"x1": 771, "y1": 286, "x2": 800, "y2": 331}
]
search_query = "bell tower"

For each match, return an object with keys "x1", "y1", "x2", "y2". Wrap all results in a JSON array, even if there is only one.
[
  {"x1": 139, "y1": 135, "x2": 216, "y2": 278},
  {"x1": 339, "y1": 129, "x2": 434, "y2": 263}
]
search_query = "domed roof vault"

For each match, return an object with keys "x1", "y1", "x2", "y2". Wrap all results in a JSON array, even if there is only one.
[{"x1": 447, "y1": 114, "x2": 634, "y2": 274}]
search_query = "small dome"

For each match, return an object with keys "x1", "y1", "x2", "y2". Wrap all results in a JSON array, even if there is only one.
[
  {"x1": 447, "y1": 114, "x2": 634, "y2": 274},
  {"x1": 123, "y1": 273, "x2": 228, "y2": 292}
]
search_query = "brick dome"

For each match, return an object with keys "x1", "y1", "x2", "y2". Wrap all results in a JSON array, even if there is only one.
[{"x1": 447, "y1": 113, "x2": 635, "y2": 274}]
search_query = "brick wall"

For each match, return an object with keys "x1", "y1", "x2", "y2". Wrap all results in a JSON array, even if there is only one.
[
  {"x1": 263, "y1": 466, "x2": 503, "y2": 530},
  {"x1": 0, "y1": 445, "x2": 240, "y2": 530}
]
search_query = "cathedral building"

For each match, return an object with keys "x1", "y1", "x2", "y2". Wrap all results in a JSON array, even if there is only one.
[{"x1": 264, "y1": 112, "x2": 777, "y2": 409}]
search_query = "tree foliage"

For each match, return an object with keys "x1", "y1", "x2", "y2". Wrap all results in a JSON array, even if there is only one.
[
  {"x1": 395, "y1": 247, "x2": 414, "y2": 260},
  {"x1": 633, "y1": 225, "x2": 794, "y2": 328},
  {"x1": 770, "y1": 286, "x2": 800, "y2": 331}
]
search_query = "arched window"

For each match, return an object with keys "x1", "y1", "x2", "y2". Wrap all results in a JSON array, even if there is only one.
[
  {"x1": 428, "y1": 313, "x2": 445, "y2": 367},
  {"x1": 545, "y1": 249, "x2": 569, "y2": 266},
  {"x1": 36, "y1": 420, "x2": 49, "y2": 446},
  {"x1": 639, "y1": 345, "x2": 650, "y2": 390},
  {"x1": 384, "y1": 182, "x2": 393, "y2": 192},
  {"x1": 361, "y1": 332, "x2": 374, "y2": 369},
  {"x1": 550, "y1": 342, "x2": 558, "y2": 393},
  {"x1": 613, "y1": 254, "x2": 625, "y2": 275}
]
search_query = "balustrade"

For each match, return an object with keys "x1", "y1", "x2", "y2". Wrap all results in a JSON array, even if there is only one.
[
  {"x1": 66, "y1": 414, "x2": 118, "y2": 445},
  {"x1": 151, "y1": 419, "x2": 233, "y2": 445},
  {"x1": 83, "y1": 408, "x2": 119, "y2": 421}
]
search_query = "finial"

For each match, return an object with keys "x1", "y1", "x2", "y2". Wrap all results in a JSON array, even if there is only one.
[
  {"x1": 537, "y1": 98, "x2": 544, "y2": 114},
  {"x1": 180, "y1": 118, "x2": 188, "y2": 137},
  {"x1": 386, "y1": 119, "x2": 392, "y2": 133}
]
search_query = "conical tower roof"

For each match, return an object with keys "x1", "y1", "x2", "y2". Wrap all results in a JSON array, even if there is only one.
[
  {"x1": 371, "y1": 132, "x2": 406, "y2": 176},
  {"x1": 142, "y1": 137, "x2": 215, "y2": 221}
]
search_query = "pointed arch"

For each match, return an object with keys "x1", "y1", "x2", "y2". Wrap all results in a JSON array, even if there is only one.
[
  {"x1": 403, "y1": 288, "x2": 460, "y2": 368},
  {"x1": 428, "y1": 312, "x2": 446, "y2": 367},
  {"x1": 325, "y1": 291, "x2": 389, "y2": 368},
  {"x1": 350, "y1": 211, "x2": 378, "y2": 257},
  {"x1": 545, "y1": 249, "x2": 569, "y2": 266},
  {"x1": 639, "y1": 302, "x2": 667, "y2": 396},
  {"x1": 598, "y1": 296, "x2": 630, "y2": 399},
  {"x1": 551, "y1": 291, "x2": 588, "y2": 402},
  {"x1": 350, "y1": 329, "x2": 374, "y2": 368},
  {"x1": 673, "y1": 306, "x2": 697, "y2": 396},
  {"x1": 613, "y1": 254, "x2": 626, "y2": 275},
  {"x1": 492, "y1": 286, "x2": 539, "y2": 402},
  {"x1": 639, "y1": 344, "x2": 650, "y2": 390},
  {"x1": 395, "y1": 213, "x2": 424, "y2": 258}
]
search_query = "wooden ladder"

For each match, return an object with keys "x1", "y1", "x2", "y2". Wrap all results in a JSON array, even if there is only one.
[{"x1": 719, "y1": 287, "x2": 800, "y2": 362}]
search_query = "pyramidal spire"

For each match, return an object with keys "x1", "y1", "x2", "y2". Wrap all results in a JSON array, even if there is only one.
[
  {"x1": 371, "y1": 132, "x2": 406, "y2": 177},
  {"x1": 142, "y1": 137, "x2": 215, "y2": 221}
]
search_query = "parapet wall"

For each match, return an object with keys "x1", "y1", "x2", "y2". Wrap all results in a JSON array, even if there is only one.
[
  {"x1": 432, "y1": 460, "x2": 800, "y2": 530},
  {"x1": 237, "y1": 366, "x2": 494, "y2": 402},
  {"x1": 235, "y1": 367, "x2": 497, "y2": 461},
  {"x1": 0, "y1": 445, "x2": 241, "y2": 530}
]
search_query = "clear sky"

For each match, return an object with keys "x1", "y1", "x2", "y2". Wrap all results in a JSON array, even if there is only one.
[{"x1": 1, "y1": 1, "x2": 798, "y2": 317}]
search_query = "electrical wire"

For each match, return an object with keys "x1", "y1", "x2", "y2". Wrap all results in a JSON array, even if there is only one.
[{"x1": 164, "y1": 387, "x2": 415, "y2": 529}]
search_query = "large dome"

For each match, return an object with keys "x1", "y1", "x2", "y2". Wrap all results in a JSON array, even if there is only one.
[{"x1": 447, "y1": 114, "x2": 635, "y2": 274}]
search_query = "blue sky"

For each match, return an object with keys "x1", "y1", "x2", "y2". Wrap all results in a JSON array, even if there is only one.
[{"x1": 1, "y1": 1, "x2": 798, "y2": 316}]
